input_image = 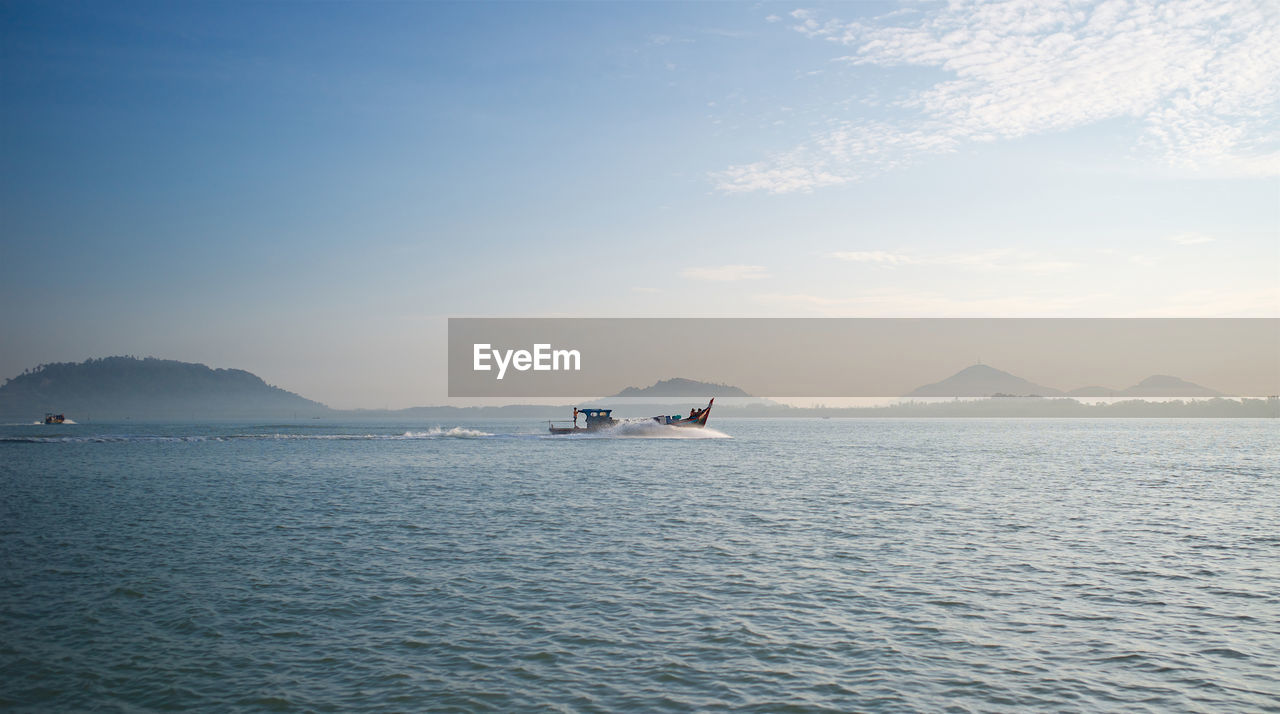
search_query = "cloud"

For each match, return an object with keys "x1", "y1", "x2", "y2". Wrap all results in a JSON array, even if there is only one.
[
  {"x1": 1165, "y1": 232, "x2": 1216, "y2": 244},
  {"x1": 705, "y1": 28, "x2": 755, "y2": 39},
  {"x1": 714, "y1": 120, "x2": 959, "y2": 193},
  {"x1": 831, "y1": 249, "x2": 1078, "y2": 272},
  {"x1": 680, "y1": 264, "x2": 771, "y2": 281},
  {"x1": 831, "y1": 250, "x2": 917, "y2": 264},
  {"x1": 754, "y1": 290, "x2": 1108, "y2": 316},
  {"x1": 756, "y1": 285, "x2": 1279, "y2": 316},
  {"x1": 718, "y1": 0, "x2": 1280, "y2": 192},
  {"x1": 713, "y1": 158, "x2": 849, "y2": 193}
]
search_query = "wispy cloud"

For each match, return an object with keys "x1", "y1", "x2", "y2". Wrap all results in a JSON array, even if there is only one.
[
  {"x1": 754, "y1": 290, "x2": 1108, "y2": 316},
  {"x1": 831, "y1": 249, "x2": 1078, "y2": 273},
  {"x1": 705, "y1": 28, "x2": 755, "y2": 39},
  {"x1": 1166, "y1": 232, "x2": 1216, "y2": 245},
  {"x1": 714, "y1": 159, "x2": 848, "y2": 193},
  {"x1": 831, "y1": 250, "x2": 917, "y2": 264},
  {"x1": 718, "y1": 0, "x2": 1280, "y2": 193},
  {"x1": 756, "y1": 285, "x2": 1279, "y2": 316},
  {"x1": 681, "y1": 264, "x2": 771, "y2": 281},
  {"x1": 713, "y1": 121, "x2": 958, "y2": 192}
]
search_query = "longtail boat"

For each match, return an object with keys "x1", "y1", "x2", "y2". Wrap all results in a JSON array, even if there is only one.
[{"x1": 548, "y1": 398, "x2": 714, "y2": 435}]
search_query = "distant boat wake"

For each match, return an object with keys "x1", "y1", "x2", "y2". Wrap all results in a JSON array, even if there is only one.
[
  {"x1": 0, "y1": 423, "x2": 730, "y2": 443},
  {"x1": 399, "y1": 427, "x2": 494, "y2": 438},
  {"x1": 0, "y1": 428, "x2": 495, "y2": 443},
  {"x1": 243, "y1": 427, "x2": 500, "y2": 440}
]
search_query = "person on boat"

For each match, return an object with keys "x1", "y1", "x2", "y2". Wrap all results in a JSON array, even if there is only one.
[{"x1": 573, "y1": 407, "x2": 579, "y2": 426}]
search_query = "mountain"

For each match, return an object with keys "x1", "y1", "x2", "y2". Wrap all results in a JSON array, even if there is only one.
[
  {"x1": 610, "y1": 377, "x2": 752, "y2": 398},
  {"x1": 1068, "y1": 375, "x2": 1224, "y2": 397},
  {"x1": 912, "y1": 368, "x2": 1226, "y2": 399},
  {"x1": 906, "y1": 364, "x2": 1065, "y2": 397},
  {"x1": 1117, "y1": 375, "x2": 1223, "y2": 397},
  {"x1": 0, "y1": 356, "x2": 329, "y2": 419}
]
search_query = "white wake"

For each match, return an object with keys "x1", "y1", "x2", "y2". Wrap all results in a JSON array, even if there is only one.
[{"x1": 545, "y1": 420, "x2": 731, "y2": 439}]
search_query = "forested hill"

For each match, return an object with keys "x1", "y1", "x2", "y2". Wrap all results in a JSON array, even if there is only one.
[{"x1": 0, "y1": 357, "x2": 329, "y2": 419}]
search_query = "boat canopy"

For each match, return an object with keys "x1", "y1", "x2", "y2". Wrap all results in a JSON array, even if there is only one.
[{"x1": 578, "y1": 409, "x2": 611, "y2": 417}]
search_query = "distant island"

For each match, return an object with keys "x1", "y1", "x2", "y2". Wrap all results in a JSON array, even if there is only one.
[
  {"x1": 1, "y1": 357, "x2": 1273, "y2": 421},
  {"x1": 0, "y1": 357, "x2": 328, "y2": 420}
]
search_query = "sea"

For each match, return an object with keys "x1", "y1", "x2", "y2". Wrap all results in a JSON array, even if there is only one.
[{"x1": 1, "y1": 418, "x2": 1277, "y2": 712}]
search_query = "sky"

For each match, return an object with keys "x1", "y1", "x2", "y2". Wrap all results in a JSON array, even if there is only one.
[{"x1": 2, "y1": 0, "x2": 1277, "y2": 408}]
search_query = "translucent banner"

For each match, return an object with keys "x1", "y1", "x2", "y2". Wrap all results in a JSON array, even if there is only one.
[{"x1": 448, "y1": 318, "x2": 1279, "y2": 398}]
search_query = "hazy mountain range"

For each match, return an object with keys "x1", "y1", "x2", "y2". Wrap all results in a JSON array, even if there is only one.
[
  {"x1": 906, "y1": 364, "x2": 1223, "y2": 398},
  {"x1": 0, "y1": 357, "x2": 1252, "y2": 421}
]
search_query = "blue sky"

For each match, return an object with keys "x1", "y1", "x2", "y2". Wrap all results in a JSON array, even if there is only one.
[{"x1": 2, "y1": 1, "x2": 1277, "y2": 407}]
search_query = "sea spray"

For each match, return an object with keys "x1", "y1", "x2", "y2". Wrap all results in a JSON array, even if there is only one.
[{"x1": 544, "y1": 420, "x2": 732, "y2": 439}]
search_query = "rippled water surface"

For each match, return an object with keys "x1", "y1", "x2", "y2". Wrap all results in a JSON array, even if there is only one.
[{"x1": 2, "y1": 418, "x2": 1277, "y2": 712}]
